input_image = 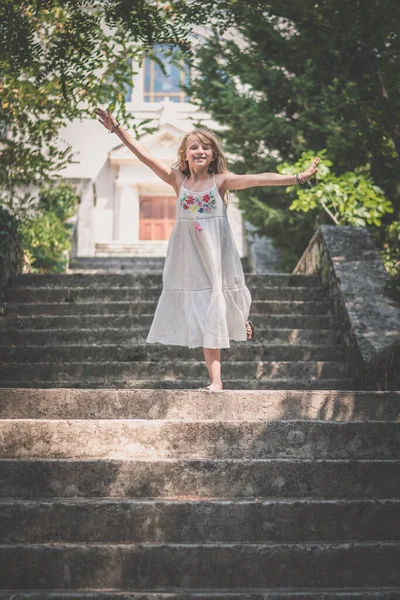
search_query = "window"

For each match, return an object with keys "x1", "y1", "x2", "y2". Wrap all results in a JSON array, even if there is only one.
[
  {"x1": 143, "y1": 44, "x2": 190, "y2": 103},
  {"x1": 124, "y1": 59, "x2": 133, "y2": 102}
]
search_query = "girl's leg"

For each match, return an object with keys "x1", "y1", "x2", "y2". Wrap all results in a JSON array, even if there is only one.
[{"x1": 202, "y1": 347, "x2": 223, "y2": 391}]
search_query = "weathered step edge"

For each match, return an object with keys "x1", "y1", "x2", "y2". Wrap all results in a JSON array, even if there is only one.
[
  {"x1": 0, "y1": 379, "x2": 359, "y2": 390},
  {"x1": 1, "y1": 389, "x2": 398, "y2": 421},
  {"x1": 1, "y1": 420, "x2": 399, "y2": 460},
  {"x1": 1, "y1": 459, "x2": 399, "y2": 499},
  {"x1": 0, "y1": 589, "x2": 399, "y2": 599},
  {"x1": 0, "y1": 542, "x2": 399, "y2": 589},
  {"x1": 1, "y1": 590, "x2": 400, "y2": 600},
  {"x1": 1, "y1": 498, "x2": 399, "y2": 544}
]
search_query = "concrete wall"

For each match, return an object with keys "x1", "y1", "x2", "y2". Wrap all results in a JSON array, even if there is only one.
[{"x1": 294, "y1": 225, "x2": 400, "y2": 390}]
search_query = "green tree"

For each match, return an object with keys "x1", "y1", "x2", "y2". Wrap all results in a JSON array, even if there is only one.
[
  {"x1": 278, "y1": 150, "x2": 394, "y2": 227},
  {"x1": 186, "y1": 0, "x2": 400, "y2": 268},
  {"x1": 19, "y1": 183, "x2": 80, "y2": 272},
  {"x1": 0, "y1": 0, "x2": 197, "y2": 211}
]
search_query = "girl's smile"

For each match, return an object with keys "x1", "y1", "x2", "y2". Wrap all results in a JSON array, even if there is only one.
[{"x1": 186, "y1": 135, "x2": 214, "y2": 171}]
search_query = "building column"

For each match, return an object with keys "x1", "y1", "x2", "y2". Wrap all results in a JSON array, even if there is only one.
[
  {"x1": 76, "y1": 179, "x2": 96, "y2": 256},
  {"x1": 113, "y1": 181, "x2": 140, "y2": 242}
]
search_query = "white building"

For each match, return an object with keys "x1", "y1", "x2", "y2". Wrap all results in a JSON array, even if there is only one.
[{"x1": 59, "y1": 46, "x2": 248, "y2": 259}]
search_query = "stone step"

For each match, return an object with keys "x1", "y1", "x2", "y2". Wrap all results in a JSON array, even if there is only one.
[
  {"x1": 1, "y1": 389, "x2": 398, "y2": 421},
  {"x1": 1, "y1": 498, "x2": 398, "y2": 544},
  {"x1": 69, "y1": 268, "x2": 166, "y2": 274},
  {"x1": 0, "y1": 591, "x2": 399, "y2": 600},
  {"x1": 0, "y1": 314, "x2": 336, "y2": 330},
  {"x1": 72, "y1": 255, "x2": 168, "y2": 260},
  {"x1": 70, "y1": 256, "x2": 167, "y2": 268},
  {"x1": 95, "y1": 242, "x2": 169, "y2": 255},
  {"x1": 0, "y1": 378, "x2": 357, "y2": 390},
  {"x1": 0, "y1": 344, "x2": 349, "y2": 363},
  {"x1": 11, "y1": 273, "x2": 323, "y2": 288},
  {"x1": 0, "y1": 360, "x2": 351, "y2": 382},
  {"x1": 4, "y1": 300, "x2": 333, "y2": 316},
  {"x1": 1, "y1": 458, "x2": 399, "y2": 499},
  {"x1": 0, "y1": 327, "x2": 343, "y2": 346},
  {"x1": 69, "y1": 254, "x2": 256, "y2": 272},
  {"x1": 0, "y1": 542, "x2": 399, "y2": 589},
  {"x1": 7, "y1": 285, "x2": 328, "y2": 303},
  {"x1": 1, "y1": 420, "x2": 398, "y2": 460}
]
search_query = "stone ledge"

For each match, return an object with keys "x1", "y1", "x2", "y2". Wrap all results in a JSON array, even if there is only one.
[
  {"x1": 0, "y1": 219, "x2": 23, "y2": 311},
  {"x1": 293, "y1": 225, "x2": 400, "y2": 390}
]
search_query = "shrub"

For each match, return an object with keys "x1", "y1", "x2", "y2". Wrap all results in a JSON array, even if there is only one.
[
  {"x1": 0, "y1": 205, "x2": 23, "y2": 304},
  {"x1": 277, "y1": 150, "x2": 394, "y2": 227},
  {"x1": 19, "y1": 183, "x2": 79, "y2": 273}
]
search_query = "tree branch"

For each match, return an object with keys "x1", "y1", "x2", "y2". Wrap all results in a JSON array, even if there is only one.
[{"x1": 320, "y1": 199, "x2": 340, "y2": 225}]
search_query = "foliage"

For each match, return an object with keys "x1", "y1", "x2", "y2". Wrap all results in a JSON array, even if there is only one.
[
  {"x1": 0, "y1": 1, "x2": 210, "y2": 272},
  {"x1": 0, "y1": 204, "x2": 21, "y2": 261},
  {"x1": 21, "y1": 211, "x2": 71, "y2": 272},
  {"x1": 378, "y1": 218, "x2": 400, "y2": 302},
  {"x1": 278, "y1": 150, "x2": 394, "y2": 227},
  {"x1": 38, "y1": 182, "x2": 79, "y2": 221},
  {"x1": 381, "y1": 219, "x2": 400, "y2": 276},
  {"x1": 378, "y1": 217, "x2": 400, "y2": 303},
  {"x1": 0, "y1": 205, "x2": 23, "y2": 304},
  {"x1": 19, "y1": 183, "x2": 79, "y2": 273},
  {"x1": 0, "y1": 203, "x2": 19, "y2": 245},
  {"x1": 244, "y1": 190, "x2": 324, "y2": 271},
  {"x1": 2, "y1": 1, "x2": 400, "y2": 273},
  {"x1": 186, "y1": 0, "x2": 400, "y2": 268},
  {"x1": 0, "y1": 0, "x2": 197, "y2": 211}
]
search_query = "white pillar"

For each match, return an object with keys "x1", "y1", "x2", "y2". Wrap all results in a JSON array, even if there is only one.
[
  {"x1": 114, "y1": 182, "x2": 140, "y2": 242},
  {"x1": 77, "y1": 179, "x2": 95, "y2": 256},
  {"x1": 95, "y1": 195, "x2": 114, "y2": 243}
]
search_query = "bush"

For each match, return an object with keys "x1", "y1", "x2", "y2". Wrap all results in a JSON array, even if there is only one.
[
  {"x1": 38, "y1": 184, "x2": 79, "y2": 221},
  {"x1": 380, "y1": 219, "x2": 400, "y2": 277},
  {"x1": 20, "y1": 211, "x2": 72, "y2": 273},
  {"x1": 277, "y1": 150, "x2": 394, "y2": 227},
  {"x1": 379, "y1": 218, "x2": 400, "y2": 303},
  {"x1": 19, "y1": 183, "x2": 79, "y2": 273},
  {"x1": 0, "y1": 205, "x2": 23, "y2": 304},
  {"x1": 0, "y1": 204, "x2": 20, "y2": 259}
]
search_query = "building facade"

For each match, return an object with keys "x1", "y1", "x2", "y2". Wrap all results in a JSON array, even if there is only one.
[{"x1": 59, "y1": 48, "x2": 248, "y2": 259}]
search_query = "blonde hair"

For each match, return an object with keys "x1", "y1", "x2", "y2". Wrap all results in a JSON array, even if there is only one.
[{"x1": 173, "y1": 128, "x2": 229, "y2": 206}]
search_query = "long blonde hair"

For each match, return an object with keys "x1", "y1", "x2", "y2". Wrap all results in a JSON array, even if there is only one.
[{"x1": 173, "y1": 128, "x2": 229, "y2": 206}]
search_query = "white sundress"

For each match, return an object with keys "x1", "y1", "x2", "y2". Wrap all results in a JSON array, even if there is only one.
[{"x1": 146, "y1": 174, "x2": 252, "y2": 349}]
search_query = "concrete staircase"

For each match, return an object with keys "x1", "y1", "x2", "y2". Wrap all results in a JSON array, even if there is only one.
[
  {"x1": 1, "y1": 265, "x2": 355, "y2": 389},
  {"x1": 0, "y1": 387, "x2": 399, "y2": 597},
  {"x1": 0, "y1": 261, "x2": 399, "y2": 597},
  {"x1": 95, "y1": 241, "x2": 169, "y2": 257}
]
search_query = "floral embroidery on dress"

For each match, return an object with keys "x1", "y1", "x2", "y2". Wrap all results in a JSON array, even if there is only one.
[{"x1": 181, "y1": 190, "x2": 217, "y2": 231}]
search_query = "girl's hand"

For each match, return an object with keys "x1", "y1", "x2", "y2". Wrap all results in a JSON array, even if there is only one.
[
  {"x1": 95, "y1": 107, "x2": 118, "y2": 132},
  {"x1": 301, "y1": 157, "x2": 320, "y2": 183}
]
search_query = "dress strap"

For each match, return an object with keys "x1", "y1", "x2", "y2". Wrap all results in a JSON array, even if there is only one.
[{"x1": 179, "y1": 174, "x2": 188, "y2": 197}]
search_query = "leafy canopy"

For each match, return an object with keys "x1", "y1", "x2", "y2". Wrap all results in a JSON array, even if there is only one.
[
  {"x1": 278, "y1": 150, "x2": 394, "y2": 227},
  {"x1": 186, "y1": 0, "x2": 400, "y2": 268},
  {"x1": 0, "y1": 0, "x2": 198, "y2": 210}
]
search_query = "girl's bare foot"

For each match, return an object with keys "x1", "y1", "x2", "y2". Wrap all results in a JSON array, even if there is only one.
[{"x1": 201, "y1": 382, "x2": 223, "y2": 392}]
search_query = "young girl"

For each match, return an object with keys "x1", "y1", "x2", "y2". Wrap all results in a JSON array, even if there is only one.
[{"x1": 95, "y1": 108, "x2": 319, "y2": 391}]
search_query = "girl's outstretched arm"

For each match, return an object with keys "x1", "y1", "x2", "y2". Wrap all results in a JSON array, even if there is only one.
[
  {"x1": 222, "y1": 157, "x2": 320, "y2": 191},
  {"x1": 95, "y1": 108, "x2": 182, "y2": 192}
]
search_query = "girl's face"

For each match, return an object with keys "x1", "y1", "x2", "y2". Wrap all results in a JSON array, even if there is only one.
[{"x1": 185, "y1": 135, "x2": 214, "y2": 173}]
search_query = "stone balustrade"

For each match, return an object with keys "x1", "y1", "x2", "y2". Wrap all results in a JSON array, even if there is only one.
[{"x1": 294, "y1": 225, "x2": 400, "y2": 390}]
